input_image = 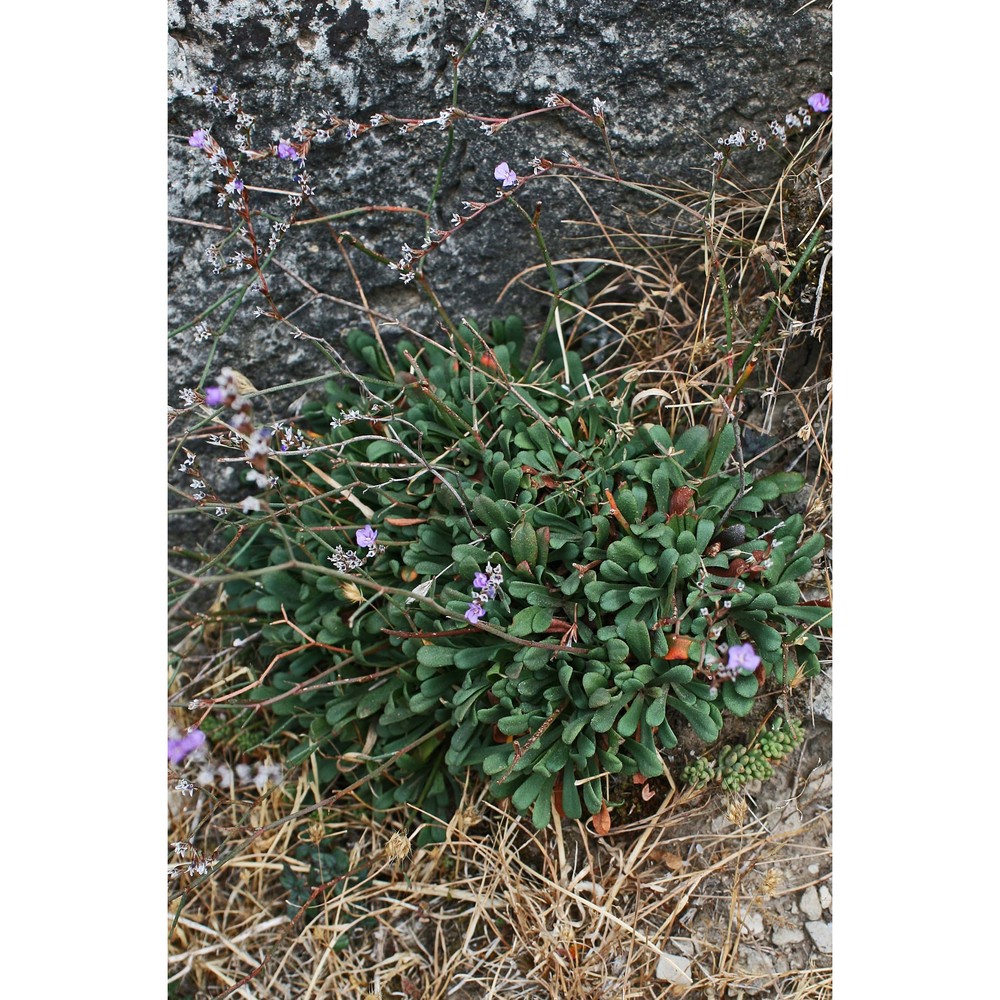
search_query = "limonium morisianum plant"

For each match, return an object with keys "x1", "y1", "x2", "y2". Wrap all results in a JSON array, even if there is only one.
[{"x1": 215, "y1": 317, "x2": 829, "y2": 839}]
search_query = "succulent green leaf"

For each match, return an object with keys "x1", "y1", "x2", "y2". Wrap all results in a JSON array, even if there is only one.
[
  {"x1": 607, "y1": 537, "x2": 644, "y2": 564},
  {"x1": 614, "y1": 486, "x2": 640, "y2": 524},
  {"x1": 580, "y1": 774, "x2": 603, "y2": 815},
  {"x1": 591, "y1": 695, "x2": 626, "y2": 732},
  {"x1": 627, "y1": 586, "x2": 662, "y2": 606},
  {"x1": 705, "y1": 421, "x2": 736, "y2": 476},
  {"x1": 561, "y1": 767, "x2": 582, "y2": 819},
  {"x1": 416, "y1": 645, "x2": 457, "y2": 668},
  {"x1": 652, "y1": 465, "x2": 673, "y2": 512},
  {"x1": 531, "y1": 778, "x2": 555, "y2": 829},
  {"x1": 474, "y1": 494, "x2": 508, "y2": 531},
  {"x1": 794, "y1": 533, "x2": 826, "y2": 562},
  {"x1": 660, "y1": 664, "x2": 694, "y2": 684},
  {"x1": 511, "y1": 770, "x2": 549, "y2": 813},
  {"x1": 672, "y1": 426, "x2": 707, "y2": 467},
  {"x1": 721, "y1": 683, "x2": 755, "y2": 716},
  {"x1": 623, "y1": 620, "x2": 652, "y2": 662},
  {"x1": 511, "y1": 519, "x2": 540, "y2": 566},
  {"x1": 616, "y1": 694, "x2": 644, "y2": 737}
]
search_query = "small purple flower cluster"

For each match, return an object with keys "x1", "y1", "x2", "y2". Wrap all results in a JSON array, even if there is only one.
[
  {"x1": 187, "y1": 128, "x2": 246, "y2": 211},
  {"x1": 328, "y1": 524, "x2": 384, "y2": 571},
  {"x1": 274, "y1": 421, "x2": 309, "y2": 453},
  {"x1": 807, "y1": 92, "x2": 831, "y2": 113},
  {"x1": 464, "y1": 562, "x2": 504, "y2": 624},
  {"x1": 199, "y1": 368, "x2": 280, "y2": 506},
  {"x1": 712, "y1": 642, "x2": 762, "y2": 682},
  {"x1": 168, "y1": 728, "x2": 207, "y2": 766},
  {"x1": 727, "y1": 643, "x2": 761, "y2": 672},
  {"x1": 713, "y1": 94, "x2": 829, "y2": 167},
  {"x1": 493, "y1": 161, "x2": 518, "y2": 188}
]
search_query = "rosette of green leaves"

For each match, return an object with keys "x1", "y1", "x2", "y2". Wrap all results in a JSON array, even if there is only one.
[{"x1": 218, "y1": 318, "x2": 829, "y2": 836}]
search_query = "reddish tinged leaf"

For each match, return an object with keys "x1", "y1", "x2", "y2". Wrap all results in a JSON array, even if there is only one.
[
  {"x1": 632, "y1": 773, "x2": 648, "y2": 785},
  {"x1": 385, "y1": 516, "x2": 428, "y2": 527},
  {"x1": 543, "y1": 618, "x2": 573, "y2": 634},
  {"x1": 669, "y1": 487, "x2": 695, "y2": 517},
  {"x1": 641, "y1": 783, "x2": 656, "y2": 802},
  {"x1": 665, "y1": 635, "x2": 693, "y2": 661},
  {"x1": 605, "y1": 489, "x2": 630, "y2": 531},
  {"x1": 721, "y1": 558, "x2": 749, "y2": 578},
  {"x1": 754, "y1": 663, "x2": 766, "y2": 685},
  {"x1": 540, "y1": 474, "x2": 559, "y2": 489},
  {"x1": 592, "y1": 800, "x2": 612, "y2": 836},
  {"x1": 553, "y1": 779, "x2": 565, "y2": 818}
]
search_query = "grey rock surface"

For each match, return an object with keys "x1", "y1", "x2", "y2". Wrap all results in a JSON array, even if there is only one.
[
  {"x1": 737, "y1": 945, "x2": 777, "y2": 988},
  {"x1": 800, "y1": 884, "x2": 822, "y2": 921},
  {"x1": 805, "y1": 919, "x2": 832, "y2": 954},
  {"x1": 168, "y1": 1, "x2": 831, "y2": 403},
  {"x1": 818, "y1": 883, "x2": 832, "y2": 912},
  {"x1": 771, "y1": 924, "x2": 805, "y2": 946}
]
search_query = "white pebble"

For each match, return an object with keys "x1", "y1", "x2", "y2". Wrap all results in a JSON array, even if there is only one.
[
  {"x1": 772, "y1": 926, "x2": 805, "y2": 945},
  {"x1": 819, "y1": 884, "x2": 832, "y2": 911},
  {"x1": 805, "y1": 920, "x2": 832, "y2": 954},
  {"x1": 800, "y1": 885, "x2": 823, "y2": 921},
  {"x1": 655, "y1": 952, "x2": 692, "y2": 985}
]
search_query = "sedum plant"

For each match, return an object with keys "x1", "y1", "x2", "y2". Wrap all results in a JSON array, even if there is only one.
[
  {"x1": 215, "y1": 316, "x2": 829, "y2": 838},
  {"x1": 681, "y1": 716, "x2": 805, "y2": 791}
]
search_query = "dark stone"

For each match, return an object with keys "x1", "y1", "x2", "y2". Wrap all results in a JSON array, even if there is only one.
[{"x1": 168, "y1": 0, "x2": 830, "y2": 412}]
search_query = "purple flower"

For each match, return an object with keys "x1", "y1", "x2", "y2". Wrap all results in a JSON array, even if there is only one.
[
  {"x1": 277, "y1": 141, "x2": 296, "y2": 160},
  {"x1": 807, "y1": 92, "x2": 830, "y2": 113},
  {"x1": 232, "y1": 177, "x2": 244, "y2": 193},
  {"x1": 189, "y1": 129, "x2": 209, "y2": 148},
  {"x1": 356, "y1": 524, "x2": 378, "y2": 548},
  {"x1": 168, "y1": 728, "x2": 206, "y2": 766},
  {"x1": 494, "y1": 162, "x2": 518, "y2": 187},
  {"x1": 473, "y1": 572, "x2": 490, "y2": 590},
  {"x1": 204, "y1": 386, "x2": 226, "y2": 407},
  {"x1": 727, "y1": 643, "x2": 761, "y2": 673},
  {"x1": 464, "y1": 602, "x2": 486, "y2": 624}
]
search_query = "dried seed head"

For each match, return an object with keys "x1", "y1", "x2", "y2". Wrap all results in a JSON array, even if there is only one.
[
  {"x1": 385, "y1": 831, "x2": 411, "y2": 863},
  {"x1": 726, "y1": 797, "x2": 748, "y2": 825},
  {"x1": 761, "y1": 869, "x2": 783, "y2": 897}
]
